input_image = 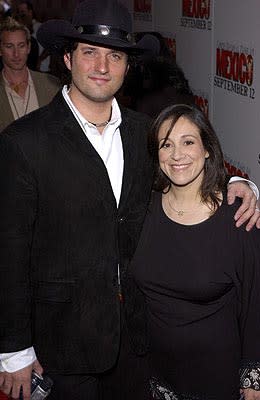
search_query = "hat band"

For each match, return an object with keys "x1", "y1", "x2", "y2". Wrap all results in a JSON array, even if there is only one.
[{"x1": 75, "y1": 24, "x2": 134, "y2": 44}]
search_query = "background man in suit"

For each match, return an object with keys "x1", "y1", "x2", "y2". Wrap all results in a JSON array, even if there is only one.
[
  {"x1": 0, "y1": 17, "x2": 60, "y2": 132},
  {"x1": 0, "y1": 1, "x2": 259, "y2": 400}
]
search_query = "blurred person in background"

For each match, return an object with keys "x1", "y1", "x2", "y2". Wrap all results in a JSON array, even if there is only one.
[
  {"x1": 17, "y1": 1, "x2": 50, "y2": 72},
  {"x1": 0, "y1": 17, "x2": 60, "y2": 132},
  {"x1": 119, "y1": 32, "x2": 194, "y2": 117}
]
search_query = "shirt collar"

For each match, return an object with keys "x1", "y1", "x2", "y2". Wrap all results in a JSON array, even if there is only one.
[{"x1": 62, "y1": 85, "x2": 121, "y2": 131}]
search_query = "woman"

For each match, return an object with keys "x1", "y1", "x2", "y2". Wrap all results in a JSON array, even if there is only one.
[{"x1": 131, "y1": 104, "x2": 260, "y2": 400}]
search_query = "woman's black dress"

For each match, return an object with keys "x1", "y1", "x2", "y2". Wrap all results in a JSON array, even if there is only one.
[{"x1": 131, "y1": 192, "x2": 260, "y2": 400}]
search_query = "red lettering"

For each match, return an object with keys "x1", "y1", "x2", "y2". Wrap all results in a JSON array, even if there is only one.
[
  {"x1": 220, "y1": 50, "x2": 232, "y2": 80},
  {"x1": 183, "y1": 0, "x2": 210, "y2": 18},
  {"x1": 194, "y1": 96, "x2": 209, "y2": 117},
  {"x1": 216, "y1": 49, "x2": 232, "y2": 79},
  {"x1": 216, "y1": 48, "x2": 254, "y2": 85},
  {"x1": 134, "y1": 0, "x2": 151, "y2": 12},
  {"x1": 204, "y1": 0, "x2": 210, "y2": 18},
  {"x1": 231, "y1": 52, "x2": 239, "y2": 82},
  {"x1": 183, "y1": 0, "x2": 192, "y2": 17},
  {"x1": 239, "y1": 53, "x2": 247, "y2": 84},
  {"x1": 165, "y1": 38, "x2": 176, "y2": 58},
  {"x1": 191, "y1": 0, "x2": 197, "y2": 17},
  {"x1": 246, "y1": 55, "x2": 253, "y2": 86},
  {"x1": 224, "y1": 161, "x2": 249, "y2": 179}
]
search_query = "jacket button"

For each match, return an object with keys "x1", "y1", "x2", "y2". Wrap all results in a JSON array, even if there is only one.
[{"x1": 118, "y1": 216, "x2": 125, "y2": 223}]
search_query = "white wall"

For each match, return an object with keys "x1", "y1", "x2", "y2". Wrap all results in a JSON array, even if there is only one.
[{"x1": 129, "y1": 0, "x2": 260, "y2": 186}]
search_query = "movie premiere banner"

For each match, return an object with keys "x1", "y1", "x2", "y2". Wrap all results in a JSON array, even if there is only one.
[
  {"x1": 151, "y1": 0, "x2": 178, "y2": 60},
  {"x1": 126, "y1": 0, "x2": 260, "y2": 185},
  {"x1": 212, "y1": 0, "x2": 260, "y2": 186},
  {"x1": 176, "y1": 0, "x2": 212, "y2": 118},
  {"x1": 132, "y1": 0, "x2": 213, "y2": 116},
  {"x1": 133, "y1": 0, "x2": 153, "y2": 31}
]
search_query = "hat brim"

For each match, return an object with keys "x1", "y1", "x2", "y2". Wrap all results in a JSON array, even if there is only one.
[{"x1": 37, "y1": 19, "x2": 146, "y2": 54}]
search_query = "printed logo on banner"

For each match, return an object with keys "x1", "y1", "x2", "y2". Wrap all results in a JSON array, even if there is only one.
[
  {"x1": 165, "y1": 36, "x2": 176, "y2": 59},
  {"x1": 134, "y1": 0, "x2": 152, "y2": 22},
  {"x1": 193, "y1": 91, "x2": 209, "y2": 117},
  {"x1": 180, "y1": 0, "x2": 212, "y2": 30},
  {"x1": 214, "y1": 42, "x2": 255, "y2": 100},
  {"x1": 224, "y1": 156, "x2": 250, "y2": 179}
]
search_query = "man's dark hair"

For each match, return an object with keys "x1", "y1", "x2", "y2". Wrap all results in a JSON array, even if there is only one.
[{"x1": 18, "y1": 1, "x2": 34, "y2": 13}]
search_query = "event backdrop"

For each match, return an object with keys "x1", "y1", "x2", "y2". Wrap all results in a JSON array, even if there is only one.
[{"x1": 122, "y1": 0, "x2": 260, "y2": 187}]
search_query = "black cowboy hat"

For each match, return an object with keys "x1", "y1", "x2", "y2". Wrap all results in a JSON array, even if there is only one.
[{"x1": 37, "y1": 0, "x2": 149, "y2": 54}]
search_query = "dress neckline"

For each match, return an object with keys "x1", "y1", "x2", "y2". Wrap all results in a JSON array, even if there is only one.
[{"x1": 155, "y1": 191, "x2": 226, "y2": 229}]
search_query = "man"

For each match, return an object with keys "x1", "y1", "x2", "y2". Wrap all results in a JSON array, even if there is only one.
[
  {"x1": 0, "y1": 1, "x2": 259, "y2": 400},
  {"x1": 0, "y1": 17, "x2": 60, "y2": 132},
  {"x1": 17, "y1": 1, "x2": 41, "y2": 37},
  {"x1": 16, "y1": 0, "x2": 50, "y2": 72}
]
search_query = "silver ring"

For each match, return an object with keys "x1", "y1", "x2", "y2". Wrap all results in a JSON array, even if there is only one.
[{"x1": 255, "y1": 207, "x2": 260, "y2": 212}]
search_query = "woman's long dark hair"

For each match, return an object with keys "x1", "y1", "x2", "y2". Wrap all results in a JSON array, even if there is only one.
[{"x1": 148, "y1": 104, "x2": 227, "y2": 210}]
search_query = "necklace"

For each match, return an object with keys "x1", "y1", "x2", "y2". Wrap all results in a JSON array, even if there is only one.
[
  {"x1": 9, "y1": 85, "x2": 31, "y2": 119},
  {"x1": 3, "y1": 70, "x2": 28, "y2": 94},
  {"x1": 89, "y1": 119, "x2": 110, "y2": 127},
  {"x1": 168, "y1": 196, "x2": 185, "y2": 216},
  {"x1": 11, "y1": 81, "x2": 27, "y2": 94},
  {"x1": 167, "y1": 194, "x2": 202, "y2": 217}
]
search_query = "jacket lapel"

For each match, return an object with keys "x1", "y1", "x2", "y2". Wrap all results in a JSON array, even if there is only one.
[
  {"x1": 118, "y1": 110, "x2": 135, "y2": 211},
  {"x1": 0, "y1": 75, "x2": 15, "y2": 131},
  {"x1": 54, "y1": 93, "x2": 117, "y2": 208},
  {"x1": 31, "y1": 71, "x2": 53, "y2": 107}
]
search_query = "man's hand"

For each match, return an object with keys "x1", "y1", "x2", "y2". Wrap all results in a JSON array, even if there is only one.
[
  {"x1": 227, "y1": 181, "x2": 260, "y2": 231},
  {"x1": 0, "y1": 360, "x2": 43, "y2": 399},
  {"x1": 242, "y1": 388, "x2": 260, "y2": 399}
]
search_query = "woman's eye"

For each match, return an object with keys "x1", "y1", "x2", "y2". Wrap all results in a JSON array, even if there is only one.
[
  {"x1": 160, "y1": 142, "x2": 172, "y2": 149},
  {"x1": 184, "y1": 140, "x2": 194, "y2": 145}
]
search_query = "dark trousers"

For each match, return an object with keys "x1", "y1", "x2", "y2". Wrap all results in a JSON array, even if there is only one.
[{"x1": 47, "y1": 321, "x2": 149, "y2": 400}]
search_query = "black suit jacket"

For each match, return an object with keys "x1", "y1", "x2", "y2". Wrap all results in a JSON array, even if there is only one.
[{"x1": 0, "y1": 91, "x2": 153, "y2": 374}]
